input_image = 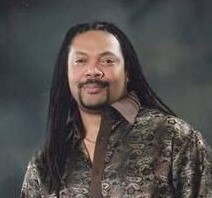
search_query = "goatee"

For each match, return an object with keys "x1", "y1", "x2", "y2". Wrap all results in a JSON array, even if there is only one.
[{"x1": 78, "y1": 79, "x2": 110, "y2": 113}]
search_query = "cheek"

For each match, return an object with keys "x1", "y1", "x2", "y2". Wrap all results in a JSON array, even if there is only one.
[
  {"x1": 110, "y1": 70, "x2": 127, "y2": 91},
  {"x1": 67, "y1": 69, "x2": 79, "y2": 95},
  {"x1": 68, "y1": 67, "x2": 81, "y2": 85}
]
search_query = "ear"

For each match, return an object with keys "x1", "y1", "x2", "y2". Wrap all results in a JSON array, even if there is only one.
[
  {"x1": 125, "y1": 71, "x2": 130, "y2": 92},
  {"x1": 125, "y1": 72, "x2": 129, "y2": 83}
]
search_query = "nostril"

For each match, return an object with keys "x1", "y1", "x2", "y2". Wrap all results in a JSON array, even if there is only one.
[
  {"x1": 95, "y1": 69, "x2": 104, "y2": 77},
  {"x1": 85, "y1": 67, "x2": 104, "y2": 78}
]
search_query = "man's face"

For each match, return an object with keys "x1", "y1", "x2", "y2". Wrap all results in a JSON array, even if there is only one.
[{"x1": 68, "y1": 30, "x2": 127, "y2": 112}]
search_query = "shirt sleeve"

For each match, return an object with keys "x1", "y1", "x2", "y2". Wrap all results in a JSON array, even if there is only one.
[
  {"x1": 165, "y1": 116, "x2": 212, "y2": 197},
  {"x1": 20, "y1": 158, "x2": 43, "y2": 198}
]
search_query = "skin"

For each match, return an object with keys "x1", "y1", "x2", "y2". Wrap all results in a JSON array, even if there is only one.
[{"x1": 67, "y1": 30, "x2": 128, "y2": 161}]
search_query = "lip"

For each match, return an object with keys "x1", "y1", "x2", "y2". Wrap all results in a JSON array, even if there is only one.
[{"x1": 82, "y1": 83, "x2": 105, "y2": 94}]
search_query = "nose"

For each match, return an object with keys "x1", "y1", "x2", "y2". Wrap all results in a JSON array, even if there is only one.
[{"x1": 84, "y1": 64, "x2": 104, "y2": 78}]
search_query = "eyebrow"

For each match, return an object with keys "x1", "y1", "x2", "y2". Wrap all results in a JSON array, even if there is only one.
[
  {"x1": 99, "y1": 51, "x2": 117, "y2": 57},
  {"x1": 74, "y1": 51, "x2": 117, "y2": 57},
  {"x1": 74, "y1": 52, "x2": 87, "y2": 56}
]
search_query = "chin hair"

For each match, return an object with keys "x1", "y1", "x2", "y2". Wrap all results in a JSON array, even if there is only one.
[
  {"x1": 80, "y1": 102, "x2": 109, "y2": 113},
  {"x1": 78, "y1": 88, "x2": 110, "y2": 113}
]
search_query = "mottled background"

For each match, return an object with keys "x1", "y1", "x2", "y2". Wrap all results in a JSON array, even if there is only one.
[{"x1": 0, "y1": 0, "x2": 212, "y2": 197}]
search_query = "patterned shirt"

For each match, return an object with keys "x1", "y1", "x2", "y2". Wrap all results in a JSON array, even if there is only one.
[{"x1": 21, "y1": 95, "x2": 212, "y2": 197}]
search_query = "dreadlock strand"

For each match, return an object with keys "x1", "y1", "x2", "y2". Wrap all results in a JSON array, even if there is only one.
[{"x1": 41, "y1": 21, "x2": 176, "y2": 195}]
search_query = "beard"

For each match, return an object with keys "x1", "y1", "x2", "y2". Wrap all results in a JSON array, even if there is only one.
[
  {"x1": 78, "y1": 79, "x2": 110, "y2": 113},
  {"x1": 79, "y1": 88, "x2": 109, "y2": 112}
]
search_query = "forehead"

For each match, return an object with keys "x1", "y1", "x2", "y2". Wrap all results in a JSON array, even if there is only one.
[{"x1": 70, "y1": 30, "x2": 122, "y2": 55}]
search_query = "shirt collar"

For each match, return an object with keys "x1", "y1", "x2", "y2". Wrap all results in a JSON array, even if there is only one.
[
  {"x1": 68, "y1": 92, "x2": 141, "y2": 126},
  {"x1": 111, "y1": 91, "x2": 141, "y2": 124}
]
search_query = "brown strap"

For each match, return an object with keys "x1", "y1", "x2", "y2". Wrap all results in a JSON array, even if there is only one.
[{"x1": 90, "y1": 113, "x2": 111, "y2": 198}]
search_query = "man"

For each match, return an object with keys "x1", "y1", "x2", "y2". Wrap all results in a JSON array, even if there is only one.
[{"x1": 21, "y1": 21, "x2": 212, "y2": 197}]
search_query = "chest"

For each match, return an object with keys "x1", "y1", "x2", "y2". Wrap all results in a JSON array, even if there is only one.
[{"x1": 59, "y1": 125, "x2": 174, "y2": 197}]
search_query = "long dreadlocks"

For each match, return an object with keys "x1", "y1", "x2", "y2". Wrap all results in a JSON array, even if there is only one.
[{"x1": 41, "y1": 21, "x2": 175, "y2": 195}]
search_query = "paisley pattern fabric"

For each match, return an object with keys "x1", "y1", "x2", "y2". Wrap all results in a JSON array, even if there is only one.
[{"x1": 21, "y1": 108, "x2": 212, "y2": 197}]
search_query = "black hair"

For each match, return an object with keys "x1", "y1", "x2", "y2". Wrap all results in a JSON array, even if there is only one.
[{"x1": 41, "y1": 21, "x2": 175, "y2": 195}]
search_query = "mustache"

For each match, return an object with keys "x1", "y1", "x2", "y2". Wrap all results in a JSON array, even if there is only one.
[{"x1": 78, "y1": 79, "x2": 110, "y2": 88}]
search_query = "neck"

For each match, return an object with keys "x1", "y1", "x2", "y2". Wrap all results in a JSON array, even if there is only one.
[{"x1": 79, "y1": 108, "x2": 102, "y2": 141}]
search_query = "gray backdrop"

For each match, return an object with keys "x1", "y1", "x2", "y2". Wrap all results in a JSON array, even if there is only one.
[{"x1": 0, "y1": 0, "x2": 212, "y2": 197}]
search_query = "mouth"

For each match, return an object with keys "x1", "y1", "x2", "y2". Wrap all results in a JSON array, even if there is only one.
[
  {"x1": 78, "y1": 80, "x2": 109, "y2": 94},
  {"x1": 82, "y1": 83, "x2": 106, "y2": 94}
]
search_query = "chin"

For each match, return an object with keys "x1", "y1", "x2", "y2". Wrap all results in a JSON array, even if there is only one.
[
  {"x1": 79, "y1": 90, "x2": 110, "y2": 112},
  {"x1": 80, "y1": 102, "x2": 109, "y2": 113}
]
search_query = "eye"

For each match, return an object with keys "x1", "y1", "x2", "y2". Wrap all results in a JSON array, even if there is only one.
[
  {"x1": 100, "y1": 57, "x2": 116, "y2": 66},
  {"x1": 75, "y1": 58, "x2": 86, "y2": 65}
]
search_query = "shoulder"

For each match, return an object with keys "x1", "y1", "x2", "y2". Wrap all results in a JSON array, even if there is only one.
[
  {"x1": 135, "y1": 108, "x2": 207, "y2": 148},
  {"x1": 161, "y1": 114, "x2": 206, "y2": 148},
  {"x1": 21, "y1": 151, "x2": 46, "y2": 197},
  {"x1": 22, "y1": 151, "x2": 44, "y2": 185},
  {"x1": 134, "y1": 108, "x2": 167, "y2": 131}
]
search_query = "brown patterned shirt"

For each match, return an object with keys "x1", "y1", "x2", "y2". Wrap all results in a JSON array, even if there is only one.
[{"x1": 21, "y1": 100, "x2": 212, "y2": 197}]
